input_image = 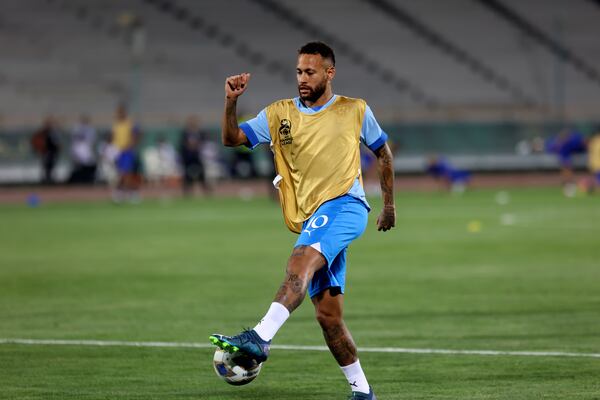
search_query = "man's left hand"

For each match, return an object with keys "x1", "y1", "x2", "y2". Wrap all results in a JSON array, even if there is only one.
[{"x1": 377, "y1": 205, "x2": 396, "y2": 231}]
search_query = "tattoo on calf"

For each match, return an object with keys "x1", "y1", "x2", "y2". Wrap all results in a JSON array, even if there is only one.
[
  {"x1": 287, "y1": 295, "x2": 304, "y2": 311},
  {"x1": 322, "y1": 323, "x2": 357, "y2": 365},
  {"x1": 274, "y1": 282, "x2": 287, "y2": 303}
]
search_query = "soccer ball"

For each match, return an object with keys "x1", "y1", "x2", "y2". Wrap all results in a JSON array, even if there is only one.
[{"x1": 212, "y1": 348, "x2": 262, "y2": 385}]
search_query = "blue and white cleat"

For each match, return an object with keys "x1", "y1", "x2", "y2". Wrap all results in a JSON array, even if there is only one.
[
  {"x1": 348, "y1": 386, "x2": 377, "y2": 400},
  {"x1": 209, "y1": 329, "x2": 271, "y2": 363}
]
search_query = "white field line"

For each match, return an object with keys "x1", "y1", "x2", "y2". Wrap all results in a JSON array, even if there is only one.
[{"x1": 1, "y1": 338, "x2": 599, "y2": 359}]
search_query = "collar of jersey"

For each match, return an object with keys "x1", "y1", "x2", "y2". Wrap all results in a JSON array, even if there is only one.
[{"x1": 294, "y1": 95, "x2": 338, "y2": 115}]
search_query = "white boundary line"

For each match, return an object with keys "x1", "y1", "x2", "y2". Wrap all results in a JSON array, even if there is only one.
[{"x1": 1, "y1": 338, "x2": 599, "y2": 359}]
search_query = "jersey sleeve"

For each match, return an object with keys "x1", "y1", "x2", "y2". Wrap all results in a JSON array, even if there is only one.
[
  {"x1": 360, "y1": 105, "x2": 388, "y2": 152},
  {"x1": 239, "y1": 109, "x2": 271, "y2": 149}
]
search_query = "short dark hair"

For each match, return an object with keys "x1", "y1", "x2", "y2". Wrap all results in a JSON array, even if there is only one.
[{"x1": 298, "y1": 41, "x2": 335, "y2": 66}]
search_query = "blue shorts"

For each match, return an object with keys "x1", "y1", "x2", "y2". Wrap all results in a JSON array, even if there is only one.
[
  {"x1": 558, "y1": 153, "x2": 573, "y2": 168},
  {"x1": 295, "y1": 195, "x2": 368, "y2": 298},
  {"x1": 595, "y1": 172, "x2": 600, "y2": 184},
  {"x1": 116, "y1": 150, "x2": 137, "y2": 174},
  {"x1": 449, "y1": 170, "x2": 470, "y2": 183}
]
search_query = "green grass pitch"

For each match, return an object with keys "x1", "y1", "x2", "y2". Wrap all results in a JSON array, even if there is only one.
[{"x1": 1, "y1": 188, "x2": 599, "y2": 399}]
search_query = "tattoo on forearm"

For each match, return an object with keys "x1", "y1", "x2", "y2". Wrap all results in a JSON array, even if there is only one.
[
  {"x1": 375, "y1": 144, "x2": 395, "y2": 206},
  {"x1": 222, "y1": 98, "x2": 239, "y2": 144}
]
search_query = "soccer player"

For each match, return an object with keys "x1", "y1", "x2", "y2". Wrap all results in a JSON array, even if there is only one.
[
  {"x1": 584, "y1": 128, "x2": 600, "y2": 193},
  {"x1": 545, "y1": 129, "x2": 587, "y2": 196},
  {"x1": 210, "y1": 42, "x2": 395, "y2": 400},
  {"x1": 111, "y1": 105, "x2": 142, "y2": 203},
  {"x1": 425, "y1": 155, "x2": 471, "y2": 193}
]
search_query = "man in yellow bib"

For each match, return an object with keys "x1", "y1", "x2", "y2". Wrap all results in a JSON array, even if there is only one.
[
  {"x1": 111, "y1": 105, "x2": 142, "y2": 203},
  {"x1": 210, "y1": 42, "x2": 395, "y2": 399},
  {"x1": 586, "y1": 129, "x2": 600, "y2": 192}
]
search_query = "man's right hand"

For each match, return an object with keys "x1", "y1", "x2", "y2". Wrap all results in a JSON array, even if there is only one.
[{"x1": 225, "y1": 73, "x2": 251, "y2": 99}]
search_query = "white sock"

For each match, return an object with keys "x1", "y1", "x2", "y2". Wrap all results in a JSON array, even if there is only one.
[
  {"x1": 253, "y1": 302, "x2": 290, "y2": 342},
  {"x1": 341, "y1": 360, "x2": 370, "y2": 394}
]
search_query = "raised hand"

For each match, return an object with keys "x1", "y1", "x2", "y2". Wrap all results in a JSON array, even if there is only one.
[{"x1": 225, "y1": 73, "x2": 251, "y2": 99}]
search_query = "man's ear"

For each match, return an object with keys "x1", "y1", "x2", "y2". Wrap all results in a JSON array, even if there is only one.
[{"x1": 327, "y1": 66, "x2": 336, "y2": 80}]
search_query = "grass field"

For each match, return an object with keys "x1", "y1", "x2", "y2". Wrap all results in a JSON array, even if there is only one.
[{"x1": 1, "y1": 188, "x2": 599, "y2": 399}]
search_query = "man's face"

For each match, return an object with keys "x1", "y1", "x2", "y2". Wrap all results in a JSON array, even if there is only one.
[
  {"x1": 296, "y1": 54, "x2": 334, "y2": 103},
  {"x1": 116, "y1": 106, "x2": 128, "y2": 120}
]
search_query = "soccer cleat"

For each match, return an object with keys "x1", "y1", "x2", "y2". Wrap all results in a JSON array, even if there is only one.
[
  {"x1": 209, "y1": 329, "x2": 271, "y2": 363},
  {"x1": 348, "y1": 386, "x2": 377, "y2": 400}
]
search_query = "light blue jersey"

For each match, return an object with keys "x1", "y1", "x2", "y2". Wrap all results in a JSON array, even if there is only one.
[{"x1": 239, "y1": 95, "x2": 388, "y2": 209}]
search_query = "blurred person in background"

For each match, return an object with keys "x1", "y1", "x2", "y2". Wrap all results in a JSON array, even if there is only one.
[
  {"x1": 581, "y1": 128, "x2": 600, "y2": 193},
  {"x1": 97, "y1": 132, "x2": 119, "y2": 189},
  {"x1": 199, "y1": 134, "x2": 222, "y2": 191},
  {"x1": 360, "y1": 144, "x2": 379, "y2": 195},
  {"x1": 111, "y1": 105, "x2": 142, "y2": 203},
  {"x1": 67, "y1": 115, "x2": 97, "y2": 184},
  {"x1": 263, "y1": 145, "x2": 278, "y2": 201},
  {"x1": 229, "y1": 114, "x2": 258, "y2": 179},
  {"x1": 143, "y1": 134, "x2": 179, "y2": 187},
  {"x1": 426, "y1": 155, "x2": 471, "y2": 193},
  {"x1": 230, "y1": 146, "x2": 258, "y2": 179},
  {"x1": 30, "y1": 116, "x2": 61, "y2": 184},
  {"x1": 545, "y1": 128, "x2": 587, "y2": 197},
  {"x1": 179, "y1": 116, "x2": 212, "y2": 196}
]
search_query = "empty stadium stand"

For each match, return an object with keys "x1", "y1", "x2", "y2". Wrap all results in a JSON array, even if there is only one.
[
  {"x1": 1, "y1": 0, "x2": 600, "y2": 184},
  {"x1": 1, "y1": 0, "x2": 600, "y2": 125}
]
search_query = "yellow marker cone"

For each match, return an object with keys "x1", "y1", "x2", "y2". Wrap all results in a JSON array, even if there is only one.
[{"x1": 467, "y1": 220, "x2": 482, "y2": 233}]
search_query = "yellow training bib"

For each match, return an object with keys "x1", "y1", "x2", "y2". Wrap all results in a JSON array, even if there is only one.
[{"x1": 266, "y1": 96, "x2": 366, "y2": 233}]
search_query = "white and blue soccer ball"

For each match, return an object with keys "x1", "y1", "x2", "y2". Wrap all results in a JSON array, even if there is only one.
[{"x1": 212, "y1": 348, "x2": 262, "y2": 385}]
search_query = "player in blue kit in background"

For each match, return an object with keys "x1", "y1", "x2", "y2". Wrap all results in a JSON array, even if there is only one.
[
  {"x1": 426, "y1": 155, "x2": 471, "y2": 193},
  {"x1": 545, "y1": 129, "x2": 587, "y2": 197},
  {"x1": 210, "y1": 42, "x2": 395, "y2": 399}
]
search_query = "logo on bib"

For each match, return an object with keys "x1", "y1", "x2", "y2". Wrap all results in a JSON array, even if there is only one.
[{"x1": 278, "y1": 119, "x2": 293, "y2": 145}]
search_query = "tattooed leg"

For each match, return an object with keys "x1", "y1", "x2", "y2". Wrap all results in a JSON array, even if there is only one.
[
  {"x1": 274, "y1": 245, "x2": 326, "y2": 313},
  {"x1": 312, "y1": 289, "x2": 357, "y2": 366}
]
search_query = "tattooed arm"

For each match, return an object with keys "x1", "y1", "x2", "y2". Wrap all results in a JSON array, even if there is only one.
[
  {"x1": 222, "y1": 73, "x2": 251, "y2": 147},
  {"x1": 373, "y1": 143, "x2": 396, "y2": 231}
]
